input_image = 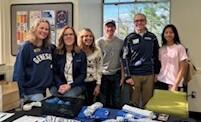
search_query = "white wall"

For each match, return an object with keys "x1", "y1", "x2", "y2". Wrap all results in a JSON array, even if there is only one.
[
  {"x1": 171, "y1": 0, "x2": 201, "y2": 112},
  {"x1": 0, "y1": 0, "x2": 9, "y2": 64},
  {"x1": 0, "y1": 0, "x2": 12, "y2": 81},
  {"x1": 0, "y1": 1, "x2": 2, "y2": 64},
  {"x1": 188, "y1": 71, "x2": 201, "y2": 112},
  {"x1": 171, "y1": 0, "x2": 201, "y2": 70},
  {"x1": 79, "y1": 0, "x2": 102, "y2": 38}
]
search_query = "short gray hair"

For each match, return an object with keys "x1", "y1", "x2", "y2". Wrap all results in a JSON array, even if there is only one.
[{"x1": 134, "y1": 13, "x2": 147, "y2": 22}]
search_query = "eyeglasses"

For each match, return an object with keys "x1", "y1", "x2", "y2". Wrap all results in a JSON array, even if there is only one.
[{"x1": 134, "y1": 19, "x2": 145, "y2": 23}]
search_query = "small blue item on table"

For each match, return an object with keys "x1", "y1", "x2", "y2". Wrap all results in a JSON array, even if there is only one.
[{"x1": 77, "y1": 106, "x2": 110, "y2": 121}]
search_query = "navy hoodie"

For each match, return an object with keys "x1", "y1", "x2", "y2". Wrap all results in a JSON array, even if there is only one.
[{"x1": 13, "y1": 41, "x2": 55, "y2": 97}]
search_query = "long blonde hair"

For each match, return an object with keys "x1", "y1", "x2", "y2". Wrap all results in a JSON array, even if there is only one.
[
  {"x1": 56, "y1": 26, "x2": 80, "y2": 54},
  {"x1": 27, "y1": 18, "x2": 51, "y2": 48},
  {"x1": 78, "y1": 28, "x2": 96, "y2": 53}
]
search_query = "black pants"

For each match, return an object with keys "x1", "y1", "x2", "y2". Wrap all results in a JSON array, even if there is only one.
[
  {"x1": 85, "y1": 81, "x2": 97, "y2": 106},
  {"x1": 99, "y1": 71, "x2": 121, "y2": 109},
  {"x1": 155, "y1": 81, "x2": 182, "y2": 91},
  {"x1": 155, "y1": 81, "x2": 169, "y2": 90}
]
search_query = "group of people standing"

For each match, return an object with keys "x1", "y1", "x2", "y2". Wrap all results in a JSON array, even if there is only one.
[{"x1": 13, "y1": 13, "x2": 188, "y2": 109}]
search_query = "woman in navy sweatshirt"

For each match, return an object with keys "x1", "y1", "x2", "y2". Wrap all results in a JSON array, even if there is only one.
[
  {"x1": 50, "y1": 26, "x2": 87, "y2": 98},
  {"x1": 13, "y1": 19, "x2": 55, "y2": 102}
]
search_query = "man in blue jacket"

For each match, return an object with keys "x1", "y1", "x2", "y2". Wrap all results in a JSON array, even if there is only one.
[{"x1": 121, "y1": 13, "x2": 161, "y2": 108}]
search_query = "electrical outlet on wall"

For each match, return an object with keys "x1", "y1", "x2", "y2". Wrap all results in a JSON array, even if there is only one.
[
  {"x1": 189, "y1": 91, "x2": 197, "y2": 98},
  {"x1": 192, "y1": 91, "x2": 197, "y2": 98}
]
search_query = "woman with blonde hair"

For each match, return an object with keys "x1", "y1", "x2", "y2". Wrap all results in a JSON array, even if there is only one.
[
  {"x1": 13, "y1": 19, "x2": 55, "y2": 102},
  {"x1": 51, "y1": 26, "x2": 87, "y2": 97},
  {"x1": 78, "y1": 28, "x2": 102, "y2": 105}
]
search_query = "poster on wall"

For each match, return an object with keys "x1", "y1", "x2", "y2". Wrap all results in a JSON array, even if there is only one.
[
  {"x1": 42, "y1": 10, "x2": 56, "y2": 44},
  {"x1": 11, "y1": 3, "x2": 73, "y2": 56},
  {"x1": 42, "y1": 10, "x2": 55, "y2": 28},
  {"x1": 56, "y1": 28, "x2": 62, "y2": 46},
  {"x1": 16, "y1": 11, "x2": 28, "y2": 45},
  {"x1": 56, "y1": 10, "x2": 68, "y2": 28},
  {"x1": 51, "y1": 30, "x2": 56, "y2": 45},
  {"x1": 29, "y1": 11, "x2": 42, "y2": 28}
]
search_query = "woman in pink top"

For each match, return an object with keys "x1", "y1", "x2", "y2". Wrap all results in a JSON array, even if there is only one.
[{"x1": 156, "y1": 24, "x2": 188, "y2": 91}]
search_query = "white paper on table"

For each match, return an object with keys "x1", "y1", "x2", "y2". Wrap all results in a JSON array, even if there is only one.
[
  {"x1": 0, "y1": 112, "x2": 14, "y2": 122},
  {"x1": 122, "y1": 104, "x2": 153, "y2": 118},
  {"x1": 13, "y1": 115, "x2": 46, "y2": 122}
]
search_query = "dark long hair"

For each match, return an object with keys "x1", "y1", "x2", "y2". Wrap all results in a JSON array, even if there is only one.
[{"x1": 161, "y1": 24, "x2": 181, "y2": 46}]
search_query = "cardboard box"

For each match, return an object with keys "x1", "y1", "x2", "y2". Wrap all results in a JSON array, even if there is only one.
[{"x1": 0, "y1": 81, "x2": 20, "y2": 111}]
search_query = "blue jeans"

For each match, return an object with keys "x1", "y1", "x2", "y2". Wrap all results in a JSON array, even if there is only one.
[
  {"x1": 50, "y1": 86, "x2": 84, "y2": 98},
  {"x1": 24, "y1": 93, "x2": 44, "y2": 102},
  {"x1": 100, "y1": 71, "x2": 121, "y2": 108}
]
